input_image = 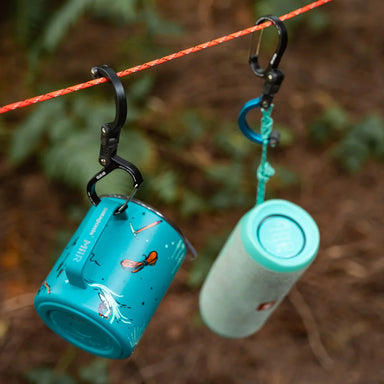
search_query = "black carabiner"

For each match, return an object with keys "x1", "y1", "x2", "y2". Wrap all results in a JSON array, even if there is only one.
[
  {"x1": 91, "y1": 65, "x2": 127, "y2": 168},
  {"x1": 249, "y1": 15, "x2": 288, "y2": 109},
  {"x1": 86, "y1": 154, "x2": 143, "y2": 214},
  {"x1": 87, "y1": 65, "x2": 143, "y2": 214}
]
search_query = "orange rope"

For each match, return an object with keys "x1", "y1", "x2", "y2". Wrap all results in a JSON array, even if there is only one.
[{"x1": 0, "y1": 0, "x2": 333, "y2": 114}]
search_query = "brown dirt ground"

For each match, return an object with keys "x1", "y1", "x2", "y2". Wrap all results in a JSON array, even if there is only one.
[{"x1": 1, "y1": 0, "x2": 383, "y2": 383}]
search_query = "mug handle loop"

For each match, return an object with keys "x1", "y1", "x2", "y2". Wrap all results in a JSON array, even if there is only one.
[{"x1": 65, "y1": 198, "x2": 122, "y2": 289}]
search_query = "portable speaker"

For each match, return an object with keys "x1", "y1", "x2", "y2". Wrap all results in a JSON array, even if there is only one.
[{"x1": 199, "y1": 199, "x2": 319, "y2": 338}]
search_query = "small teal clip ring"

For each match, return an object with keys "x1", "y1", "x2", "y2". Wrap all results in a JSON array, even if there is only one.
[{"x1": 238, "y1": 97, "x2": 263, "y2": 145}]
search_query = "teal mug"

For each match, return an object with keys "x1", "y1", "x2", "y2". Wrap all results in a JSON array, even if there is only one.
[{"x1": 34, "y1": 195, "x2": 192, "y2": 359}]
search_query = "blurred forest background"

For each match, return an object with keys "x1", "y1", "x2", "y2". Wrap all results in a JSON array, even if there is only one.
[{"x1": 0, "y1": 0, "x2": 383, "y2": 383}]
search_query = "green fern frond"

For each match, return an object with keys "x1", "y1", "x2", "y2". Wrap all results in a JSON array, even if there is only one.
[
  {"x1": 118, "y1": 130, "x2": 155, "y2": 170},
  {"x1": 39, "y1": 0, "x2": 92, "y2": 53},
  {"x1": 14, "y1": 0, "x2": 49, "y2": 44},
  {"x1": 255, "y1": 0, "x2": 329, "y2": 33},
  {"x1": 43, "y1": 131, "x2": 99, "y2": 188},
  {"x1": 91, "y1": 0, "x2": 139, "y2": 23},
  {"x1": 9, "y1": 99, "x2": 66, "y2": 165}
]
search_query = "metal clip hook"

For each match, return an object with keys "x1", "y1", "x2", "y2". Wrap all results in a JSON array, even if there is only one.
[
  {"x1": 87, "y1": 65, "x2": 143, "y2": 214},
  {"x1": 249, "y1": 15, "x2": 288, "y2": 109},
  {"x1": 91, "y1": 65, "x2": 127, "y2": 167},
  {"x1": 238, "y1": 16, "x2": 287, "y2": 146}
]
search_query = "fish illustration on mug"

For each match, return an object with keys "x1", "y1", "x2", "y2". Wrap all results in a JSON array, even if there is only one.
[{"x1": 121, "y1": 251, "x2": 158, "y2": 273}]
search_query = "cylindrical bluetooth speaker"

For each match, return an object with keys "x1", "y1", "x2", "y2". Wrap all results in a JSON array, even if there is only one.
[{"x1": 199, "y1": 199, "x2": 319, "y2": 338}]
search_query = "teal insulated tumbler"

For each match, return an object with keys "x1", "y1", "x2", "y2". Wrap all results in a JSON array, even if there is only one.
[
  {"x1": 34, "y1": 196, "x2": 189, "y2": 359},
  {"x1": 199, "y1": 199, "x2": 319, "y2": 338}
]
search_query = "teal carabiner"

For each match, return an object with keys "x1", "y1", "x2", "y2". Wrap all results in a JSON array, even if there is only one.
[{"x1": 238, "y1": 97, "x2": 280, "y2": 146}]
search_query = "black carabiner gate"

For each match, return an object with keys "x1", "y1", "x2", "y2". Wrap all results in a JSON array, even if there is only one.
[
  {"x1": 87, "y1": 65, "x2": 143, "y2": 213},
  {"x1": 90, "y1": 65, "x2": 127, "y2": 168},
  {"x1": 249, "y1": 15, "x2": 288, "y2": 109}
]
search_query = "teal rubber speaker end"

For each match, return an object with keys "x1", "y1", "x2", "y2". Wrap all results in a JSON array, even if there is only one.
[{"x1": 241, "y1": 199, "x2": 319, "y2": 272}]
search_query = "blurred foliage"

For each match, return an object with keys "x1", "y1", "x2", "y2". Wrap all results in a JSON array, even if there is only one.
[
  {"x1": 9, "y1": 89, "x2": 298, "y2": 288},
  {"x1": 309, "y1": 105, "x2": 349, "y2": 144},
  {"x1": 13, "y1": 0, "x2": 52, "y2": 45},
  {"x1": 8, "y1": 89, "x2": 263, "y2": 215},
  {"x1": 7, "y1": 0, "x2": 302, "y2": 357},
  {"x1": 78, "y1": 358, "x2": 110, "y2": 384},
  {"x1": 12, "y1": 0, "x2": 182, "y2": 79},
  {"x1": 188, "y1": 231, "x2": 232, "y2": 289},
  {"x1": 255, "y1": 0, "x2": 330, "y2": 34},
  {"x1": 9, "y1": 75, "x2": 156, "y2": 197},
  {"x1": 25, "y1": 358, "x2": 110, "y2": 384},
  {"x1": 0, "y1": 117, "x2": 7, "y2": 141},
  {"x1": 309, "y1": 105, "x2": 384, "y2": 172},
  {"x1": 3, "y1": 2, "x2": 307, "y2": 380},
  {"x1": 26, "y1": 368, "x2": 75, "y2": 384},
  {"x1": 333, "y1": 115, "x2": 384, "y2": 173}
]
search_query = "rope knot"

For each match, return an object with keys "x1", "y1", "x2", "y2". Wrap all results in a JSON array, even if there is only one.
[{"x1": 257, "y1": 161, "x2": 275, "y2": 181}]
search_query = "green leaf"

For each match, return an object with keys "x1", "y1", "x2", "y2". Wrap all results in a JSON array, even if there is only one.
[
  {"x1": 139, "y1": 5, "x2": 184, "y2": 36},
  {"x1": 118, "y1": 130, "x2": 155, "y2": 170},
  {"x1": 272, "y1": 165, "x2": 300, "y2": 188},
  {"x1": 205, "y1": 162, "x2": 243, "y2": 189},
  {"x1": 255, "y1": 0, "x2": 329, "y2": 34},
  {"x1": 188, "y1": 251, "x2": 215, "y2": 289},
  {"x1": 72, "y1": 96, "x2": 113, "y2": 128},
  {"x1": 92, "y1": 0, "x2": 138, "y2": 23},
  {"x1": 308, "y1": 11, "x2": 330, "y2": 32},
  {"x1": 256, "y1": 0, "x2": 302, "y2": 18},
  {"x1": 357, "y1": 115, "x2": 384, "y2": 158},
  {"x1": 79, "y1": 358, "x2": 110, "y2": 384},
  {"x1": 215, "y1": 125, "x2": 254, "y2": 159},
  {"x1": 188, "y1": 231, "x2": 231, "y2": 288},
  {"x1": 333, "y1": 138, "x2": 369, "y2": 173},
  {"x1": 181, "y1": 110, "x2": 205, "y2": 140},
  {"x1": 48, "y1": 118, "x2": 76, "y2": 143},
  {"x1": 332, "y1": 114, "x2": 384, "y2": 172},
  {"x1": 26, "y1": 368, "x2": 75, "y2": 384},
  {"x1": 43, "y1": 131, "x2": 99, "y2": 188},
  {"x1": 128, "y1": 75, "x2": 155, "y2": 103},
  {"x1": 9, "y1": 100, "x2": 65, "y2": 165},
  {"x1": 15, "y1": 0, "x2": 50, "y2": 44},
  {"x1": 39, "y1": 0, "x2": 91, "y2": 52},
  {"x1": 146, "y1": 171, "x2": 179, "y2": 204},
  {"x1": 309, "y1": 105, "x2": 350, "y2": 145},
  {"x1": 209, "y1": 189, "x2": 253, "y2": 210},
  {"x1": 180, "y1": 190, "x2": 207, "y2": 217}
]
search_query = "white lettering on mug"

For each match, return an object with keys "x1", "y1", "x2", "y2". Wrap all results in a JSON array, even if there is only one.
[
  {"x1": 73, "y1": 207, "x2": 108, "y2": 262},
  {"x1": 89, "y1": 207, "x2": 108, "y2": 236},
  {"x1": 74, "y1": 239, "x2": 91, "y2": 262}
]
